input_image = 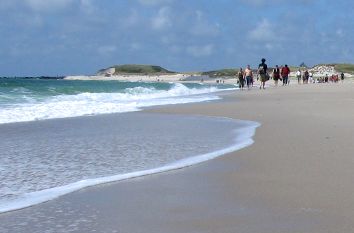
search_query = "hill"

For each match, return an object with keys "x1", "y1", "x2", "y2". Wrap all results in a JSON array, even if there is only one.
[
  {"x1": 201, "y1": 68, "x2": 238, "y2": 77},
  {"x1": 96, "y1": 63, "x2": 354, "y2": 77},
  {"x1": 97, "y1": 64, "x2": 175, "y2": 75},
  {"x1": 333, "y1": 64, "x2": 354, "y2": 74}
]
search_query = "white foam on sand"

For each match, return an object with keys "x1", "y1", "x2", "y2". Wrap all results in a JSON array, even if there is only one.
[{"x1": 0, "y1": 119, "x2": 260, "y2": 214}]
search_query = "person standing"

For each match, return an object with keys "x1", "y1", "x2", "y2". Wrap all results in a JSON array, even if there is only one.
[
  {"x1": 281, "y1": 64, "x2": 290, "y2": 86},
  {"x1": 309, "y1": 71, "x2": 313, "y2": 83},
  {"x1": 272, "y1": 65, "x2": 280, "y2": 86},
  {"x1": 258, "y1": 58, "x2": 268, "y2": 89},
  {"x1": 237, "y1": 68, "x2": 245, "y2": 90},
  {"x1": 341, "y1": 72, "x2": 345, "y2": 83},
  {"x1": 296, "y1": 69, "x2": 302, "y2": 84},
  {"x1": 244, "y1": 65, "x2": 253, "y2": 90}
]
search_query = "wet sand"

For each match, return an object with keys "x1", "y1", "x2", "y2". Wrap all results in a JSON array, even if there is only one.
[{"x1": 1, "y1": 82, "x2": 354, "y2": 233}]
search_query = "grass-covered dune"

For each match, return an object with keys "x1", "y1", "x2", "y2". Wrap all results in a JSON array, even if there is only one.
[
  {"x1": 103, "y1": 64, "x2": 175, "y2": 75},
  {"x1": 333, "y1": 64, "x2": 354, "y2": 74},
  {"x1": 201, "y1": 68, "x2": 238, "y2": 77},
  {"x1": 97, "y1": 63, "x2": 354, "y2": 77}
]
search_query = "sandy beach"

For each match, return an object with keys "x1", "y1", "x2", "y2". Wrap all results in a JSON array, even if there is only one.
[
  {"x1": 1, "y1": 81, "x2": 354, "y2": 233},
  {"x1": 64, "y1": 73, "x2": 238, "y2": 84}
]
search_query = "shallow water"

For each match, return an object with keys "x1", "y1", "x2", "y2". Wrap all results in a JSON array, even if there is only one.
[{"x1": 0, "y1": 112, "x2": 259, "y2": 213}]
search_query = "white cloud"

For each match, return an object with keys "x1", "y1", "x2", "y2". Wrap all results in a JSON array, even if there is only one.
[
  {"x1": 1, "y1": 0, "x2": 95, "y2": 13},
  {"x1": 80, "y1": 0, "x2": 96, "y2": 14},
  {"x1": 23, "y1": 14, "x2": 43, "y2": 27},
  {"x1": 161, "y1": 35, "x2": 171, "y2": 44},
  {"x1": 97, "y1": 45, "x2": 117, "y2": 55},
  {"x1": 0, "y1": 0, "x2": 15, "y2": 10},
  {"x1": 241, "y1": 0, "x2": 268, "y2": 7},
  {"x1": 190, "y1": 10, "x2": 220, "y2": 37},
  {"x1": 138, "y1": 0, "x2": 173, "y2": 6},
  {"x1": 241, "y1": 0, "x2": 314, "y2": 7},
  {"x1": 336, "y1": 29, "x2": 344, "y2": 37},
  {"x1": 24, "y1": 0, "x2": 74, "y2": 12},
  {"x1": 248, "y1": 19, "x2": 276, "y2": 41},
  {"x1": 160, "y1": 34, "x2": 179, "y2": 45},
  {"x1": 169, "y1": 45, "x2": 181, "y2": 53},
  {"x1": 130, "y1": 43, "x2": 142, "y2": 50},
  {"x1": 121, "y1": 9, "x2": 139, "y2": 28},
  {"x1": 265, "y1": 43, "x2": 274, "y2": 50},
  {"x1": 0, "y1": 0, "x2": 74, "y2": 11},
  {"x1": 186, "y1": 44, "x2": 214, "y2": 57},
  {"x1": 151, "y1": 7, "x2": 172, "y2": 30}
]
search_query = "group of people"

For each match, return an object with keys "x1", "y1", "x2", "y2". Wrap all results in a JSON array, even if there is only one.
[
  {"x1": 272, "y1": 64, "x2": 291, "y2": 86},
  {"x1": 237, "y1": 58, "x2": 346, "y2": 90},
  {"x1": 296, "y1": 70, "x2": 345, "y2": 84},
  {"x1": 237, "y1": 58, "x2": 291, "y2": 90}
]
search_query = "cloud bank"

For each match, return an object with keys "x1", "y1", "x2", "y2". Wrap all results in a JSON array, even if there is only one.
[{"x1": 0, "y1": 0, "x2": 352, "y2": 76}]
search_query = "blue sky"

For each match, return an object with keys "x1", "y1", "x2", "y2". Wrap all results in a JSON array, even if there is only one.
[{"x1": 0, "y1": 0, "x2": 353, "y2": 76}]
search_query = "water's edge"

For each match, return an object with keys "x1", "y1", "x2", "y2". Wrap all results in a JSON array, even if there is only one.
[{"x1": 0, "y1": 116, "x2": 260, "y2": 214}]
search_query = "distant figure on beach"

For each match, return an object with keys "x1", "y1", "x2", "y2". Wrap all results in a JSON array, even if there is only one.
[
  {"x1": 309, "y1": 71, "x2": 313, "y2": 83},
  {"x1": 238, "y1": 68, "x2": 245, "y2": 90},
  {"x1": 303, "y1": 70, "x2": 309, "y2": 84},
  {"x1": 244, "y1": 65, "x2": 253, "y2": 90},
  {"x1": 296, "y1": 69, "x2": 302, "y2": 84},
  {"x1": 258, "y1": 58, "x2": 268, "y2": 89},
  {"x1": 330, "y1": 74, "x2": 339, "y2": 83},
  {"x1": 341, "y1": 72, "x2": 345, "y2": 82},
  {"x1": 281, "y1": 64, "x2": 290, "y2": 86},
  {"x1": 272, "y1": 65, "x2": 281, "y2": 86},
  {"x1": 325, "y1": 74, "x2": 329, "y2": 83}
]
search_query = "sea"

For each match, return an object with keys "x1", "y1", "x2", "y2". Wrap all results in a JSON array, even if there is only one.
[{"x1": 0, "y1": 78, "x2": 259, "y2": 213}]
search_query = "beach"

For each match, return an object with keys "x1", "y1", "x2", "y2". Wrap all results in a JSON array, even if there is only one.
[
  {"x1": 1, "y1": 81, "x2": 354, "y2": 232},
  {"x1": 64, "y1": 73, "x2": 238, "y2": 84}
]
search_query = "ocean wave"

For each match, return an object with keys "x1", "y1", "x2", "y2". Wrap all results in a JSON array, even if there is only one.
[{"x1": 0, "y1": 83, "x2": 235, "y2": 124}]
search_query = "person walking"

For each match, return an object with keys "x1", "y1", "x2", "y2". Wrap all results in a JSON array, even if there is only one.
[
  {"x1": 272, "y1": 65, "x2": 280, "y2": 86},
  {"x1": 281, "y1": 64, "x2": 290, "y2": 86},
  {"x1": 244, "y1": 65, "x2": 253, "y2": 90},
  {"x1": 237, "y1": 67, "x2": 245, "y2": 90},
  {"x1": 296, "y1": 69, "x2": 302, "y2": 84},
  {"x1": 303, "y1": 70, "x2": 309, "y2": 84},
  {"x1": 258, "y1": 58, "x2": 268, "y2": 89}
]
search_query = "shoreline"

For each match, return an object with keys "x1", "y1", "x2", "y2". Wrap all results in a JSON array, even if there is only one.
[
  {"x1": 1, "y1": 82, "x2": 354, "y2": 232},
  {"x1": 0, "y1": 114, "x2": 259, "y2": 214}
]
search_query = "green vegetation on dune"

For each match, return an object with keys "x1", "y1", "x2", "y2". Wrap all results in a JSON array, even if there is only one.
[
  {"x1": 334, "y1": 64, "x2": 354, "y2": 74},
  {"x1": 202, "y1": 68, "x2": 238, "y2": 77},
  {"x1": 288, "y1": 66, "x2": 302, "y2": 71},
  {"x1": 110, "y1": 64, "x2": 174, "y2": 74}
]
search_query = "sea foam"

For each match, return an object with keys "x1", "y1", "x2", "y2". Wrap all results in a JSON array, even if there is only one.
[{"x1": 0, "y1": 83, "x2": 235, "y2": 124}]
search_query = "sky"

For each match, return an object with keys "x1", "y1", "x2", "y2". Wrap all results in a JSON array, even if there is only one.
[{"x1": 0, "y1": 0, "x2": 353, "y2": 76}]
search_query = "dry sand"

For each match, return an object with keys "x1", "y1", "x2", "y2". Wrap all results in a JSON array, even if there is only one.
[{"x1": 1, "y1": 82, "x2": 354, "y2": 233}]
